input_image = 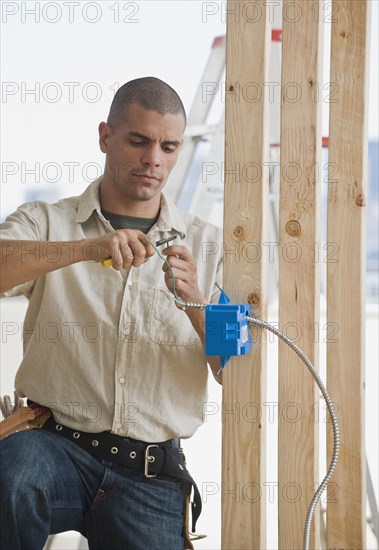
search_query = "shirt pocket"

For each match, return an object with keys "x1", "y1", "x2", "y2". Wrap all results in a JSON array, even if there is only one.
[{"x1": 148, "y1": 288, "x2": 200, "y2": 346}]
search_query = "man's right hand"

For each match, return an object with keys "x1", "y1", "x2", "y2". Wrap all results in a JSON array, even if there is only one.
[
  {"x1": 85, "y1": 229, "x2": 155, "y2": 271},
  {"x1": 0, "y1": 230, "x2": 155, "y2": 294}
]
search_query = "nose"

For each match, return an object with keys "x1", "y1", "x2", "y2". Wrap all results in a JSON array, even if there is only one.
[{"x1": 141, "y1": 143, "x2": 162, "y2": 167}]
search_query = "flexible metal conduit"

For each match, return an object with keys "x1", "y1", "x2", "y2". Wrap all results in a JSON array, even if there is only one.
[{"x1": 247, "y1": 315, "x2": 340, "y2": 550}]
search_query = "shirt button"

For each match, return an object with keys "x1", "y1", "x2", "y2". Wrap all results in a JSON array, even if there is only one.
[
  {"x1": 119, "y1": 377, "x2": 125, "y2": 384},
  {"x1": 127, "y1": 280, "x2": 132, "y2": 286}
]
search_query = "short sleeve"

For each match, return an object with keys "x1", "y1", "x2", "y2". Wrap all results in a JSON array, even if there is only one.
[{"x1": 0, "y1": 202, "x2": 47, "y2": 298}]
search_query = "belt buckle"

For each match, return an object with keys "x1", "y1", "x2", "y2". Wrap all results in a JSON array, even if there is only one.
[{"x1": 144, "y1": 444, "x2": 159, "y2": 478}]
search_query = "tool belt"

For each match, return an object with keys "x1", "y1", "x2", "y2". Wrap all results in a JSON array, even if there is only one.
[{"x1": 41, "y1": 414, "x2": 202, "y2": 535}]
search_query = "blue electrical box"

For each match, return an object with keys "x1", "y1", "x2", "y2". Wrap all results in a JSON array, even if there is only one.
[{"x1": 205, "y1": 289, "x2": 252, "y2": 368}]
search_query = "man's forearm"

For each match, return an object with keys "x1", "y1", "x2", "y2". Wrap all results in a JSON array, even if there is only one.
[
  {"x1": 0, "y1": 239, "x2": 87, "y2": 294},
  {"x1": 0, "y1": 229, "x2": 155, "y2": 294}
]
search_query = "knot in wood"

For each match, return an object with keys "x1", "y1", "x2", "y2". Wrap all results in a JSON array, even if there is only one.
[
  {"x1": 356, "y1": 193, "x2": 366, "y2": 207},
  {"x1": 247, "y1": 292, "x2": 260, "y2": 306},
  {"x1": 285, "y1": 220, "x2": 301, "y2": 237},
  {"x1": 233, "y1": 225, "x2": 244, "y2": 240}
]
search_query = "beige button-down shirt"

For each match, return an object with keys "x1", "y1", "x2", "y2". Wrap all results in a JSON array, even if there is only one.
[{"x1": 1, "y1": 178, "x2": 222, "y2": 441}]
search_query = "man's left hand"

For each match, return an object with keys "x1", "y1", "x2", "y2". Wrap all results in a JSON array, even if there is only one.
[{"x1": 162, "y1": 245, "x2": 205, "y2": 307}]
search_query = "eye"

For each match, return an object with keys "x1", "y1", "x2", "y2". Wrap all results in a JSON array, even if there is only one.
[
  {"x1": 129, "y1": 140, "x2": 145, "y2": 146},
  {"x1": 163, "y1": 144, "x2": 177, "y2": 153}
]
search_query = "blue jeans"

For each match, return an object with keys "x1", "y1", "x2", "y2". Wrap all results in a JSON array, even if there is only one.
[{"x1": 0, "y1": 429, "x2": 184, "y2": 549}]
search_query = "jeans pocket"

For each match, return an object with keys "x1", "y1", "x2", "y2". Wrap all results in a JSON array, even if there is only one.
[{"x1": 86, "y1": 468, "x2": 111, "y2": 514}]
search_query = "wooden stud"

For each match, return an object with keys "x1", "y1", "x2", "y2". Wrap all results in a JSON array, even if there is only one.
[
  {"x1": 278, "y1": 1, "x2": 324, "y2": 548},
  {"x1": 222, "y1": 1, "x2": 270, "y2": 548},
  {"x1": 326, "y1": 1, "x2": 370, "y2": 548}
]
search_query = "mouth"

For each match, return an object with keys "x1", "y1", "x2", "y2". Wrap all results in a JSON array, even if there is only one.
[{"x1": 134, "y1": 173, "x2": 160, "y2": 182}]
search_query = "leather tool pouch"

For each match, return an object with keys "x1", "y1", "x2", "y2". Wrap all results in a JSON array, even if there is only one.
[{"x1": 0, "y1": 404, "x2": 51, "y2": 440}]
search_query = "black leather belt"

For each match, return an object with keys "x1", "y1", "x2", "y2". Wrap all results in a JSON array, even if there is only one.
[{"x1": 41, "y1": 415, "x2": 202, "y2": 532}]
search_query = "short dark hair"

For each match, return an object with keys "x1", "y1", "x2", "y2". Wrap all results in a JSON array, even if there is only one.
[{"x1": 107, "y1": 77, "x2": 187, "y2": 128}]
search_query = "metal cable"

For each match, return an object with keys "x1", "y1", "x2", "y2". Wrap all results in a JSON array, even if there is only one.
[
  {"x1": 246, "y1": 315, "x2": 340, "y2": 550},
  {"x1": 146, "y1": 239, "x2": 339, "y2": 546},
  {"x1": 146, "y1": 237, "x2": 207, "y2": 310}
]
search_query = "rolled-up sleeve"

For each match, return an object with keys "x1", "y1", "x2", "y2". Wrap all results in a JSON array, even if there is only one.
[{"x1": 0, "y1": 202, "x2": 47, "y2": 298}]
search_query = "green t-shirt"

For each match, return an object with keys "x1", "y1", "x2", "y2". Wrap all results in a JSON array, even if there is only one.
[{"x1": 101, "y1": 209, "x2": 159, "y2": 234}]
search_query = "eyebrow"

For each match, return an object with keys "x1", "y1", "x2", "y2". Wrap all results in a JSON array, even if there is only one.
[{"x1": 128, "y1": 131, "x2": 181, "y2": 147}]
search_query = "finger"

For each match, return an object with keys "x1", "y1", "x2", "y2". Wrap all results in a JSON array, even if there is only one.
[
  {"x1": 164, "y1": 267, "x2": 192, "y2": 292},
  {"x1": 164, "y1": 270, "x2": 185, "y2": 295},
  {"x1": 111, "y1": 238, "x2": 136, "y2": 270},
  {"x1": 115, "y1": 231, "x2": 151, "y2": 269},
  {"x1": 162, "y1": 255, "x2": 188, "y2": 271},
  {"x1": 162, "y1": 245, "x2": 192, "y2": 261},
  {"x1": 142, "y1": 237, "x2": 156, "y2": 259},
  {"x1": 134, "y1": 235, "x2": 156, "y2": 265},
  {"x1": 111, "y1": 240, "x2": 125, "y2": 270},
  {"x1": 124, "y1": 233, "x2": 155, "y2": 266},
  {"x1": 127, "y1": 239, "x2": 148, "y2": 267},
  {"x1": 163, "y1": 266, "x2": 188, "y2": 285}
]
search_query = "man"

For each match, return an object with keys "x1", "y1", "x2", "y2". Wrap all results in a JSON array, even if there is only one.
[{"x1": 0, "y1": 77, "x2": 222, "y2": 549}]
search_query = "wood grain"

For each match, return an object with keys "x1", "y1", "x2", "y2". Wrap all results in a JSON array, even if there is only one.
[
  {"x1": 222, "y1": 1, "x2": 270, "y2": 548},
  {"x1": 278, "y1": 1, "x2": 324, "y2": 548},
  {"x1": 326, "y1": 1, "x2": 369, "y2": 548}
]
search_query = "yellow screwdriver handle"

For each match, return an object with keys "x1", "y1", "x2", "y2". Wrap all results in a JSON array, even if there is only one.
[{"x1": 101, "y1": 258, "x2": 113, "y2": 268}]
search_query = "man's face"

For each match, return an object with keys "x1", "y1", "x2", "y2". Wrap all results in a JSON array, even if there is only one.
[{"x1": 99, "y1": 103, "x2": 185, "y2": 203}]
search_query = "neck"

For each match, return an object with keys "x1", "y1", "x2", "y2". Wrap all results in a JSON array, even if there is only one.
[{"x1": 99, "y1": 178, "x2": 161, "y2": 217}]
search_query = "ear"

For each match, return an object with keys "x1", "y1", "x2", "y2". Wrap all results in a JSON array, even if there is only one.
[{"x1": 98, "y1": 122, "x2": 112, "y2": 153}]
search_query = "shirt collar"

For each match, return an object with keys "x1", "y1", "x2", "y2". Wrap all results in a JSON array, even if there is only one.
[
  {"x1": 76, "y1": 177, "x2": 103, "y2": 223},
  {"x1": 76, "y1": 177, "x2": 187, "y2": 238},
  {"x1": 155, "y1": 193, "x2": 187, "y2": 238}
]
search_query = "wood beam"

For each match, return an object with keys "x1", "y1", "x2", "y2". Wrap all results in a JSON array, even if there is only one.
[
  {"x1": 222, "y1": 1, "x2": 271, "y2": 548},
  {"x1": 326, "y1": 1, "x2": 370, "y2": 547},
  {"x1": 278, "y1": 1, "x2": 324, "y2": 548}
]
